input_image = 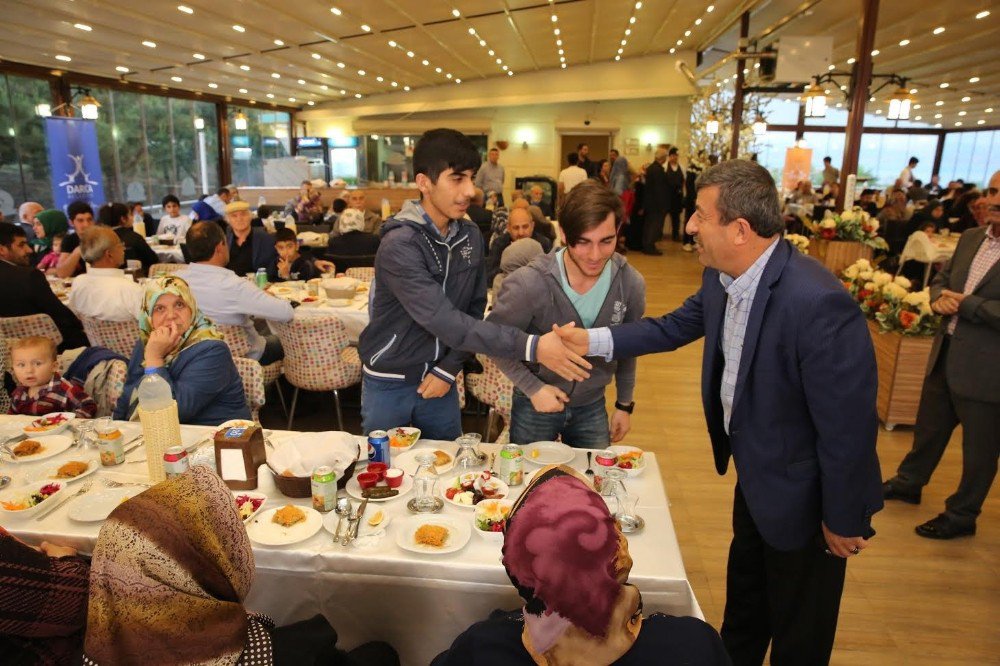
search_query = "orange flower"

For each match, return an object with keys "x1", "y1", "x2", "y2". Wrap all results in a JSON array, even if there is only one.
[{"x1": 899, "y1": 310, "x2": 918, "y2": 329}]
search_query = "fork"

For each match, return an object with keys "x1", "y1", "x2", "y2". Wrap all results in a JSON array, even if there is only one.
[
  {"x1": 35, "y1": 480, "x2": 93, "y2": 521},
  {"x1": 102, "y1": 478, "x2": 152, "y2": 489},
  {"x1": 585, "y1": 451, "x2": 595, "y2": 479}
]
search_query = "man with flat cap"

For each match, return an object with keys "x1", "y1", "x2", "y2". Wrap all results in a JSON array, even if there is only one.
[{"x1": 224, "y1": 200, "x2": 278, "y2": 279}]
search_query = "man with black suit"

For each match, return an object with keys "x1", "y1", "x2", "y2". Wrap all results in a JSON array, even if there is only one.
[
  {"x1": 665, "y1": 148, "x2": 686, "y2": 242},
  {"x1": 641, "y1": 148, "x2": 668, "y2": 255},
  {"x1": 558, "y1": 160, "x2": 883, "y2": 665},
  {"x1": 0, "y1": 223, "x2": 88, "y2": 350},
  {"x1": 884, "y1": 170, "x2": 1000, "y2": 539}
]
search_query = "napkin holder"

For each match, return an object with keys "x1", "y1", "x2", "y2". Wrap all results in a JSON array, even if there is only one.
[{"x1": 214, "y1": 425, "x2": 266, "y2": 490}]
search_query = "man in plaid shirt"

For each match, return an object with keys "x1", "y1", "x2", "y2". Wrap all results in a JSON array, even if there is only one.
[{"x1": 8, "y1": 336, "x2": 96, "y2": 418}]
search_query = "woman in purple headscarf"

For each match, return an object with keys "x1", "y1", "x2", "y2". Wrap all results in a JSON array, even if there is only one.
[{"x1": 432, "y1": 465, "x2": 731, "y2": 665}]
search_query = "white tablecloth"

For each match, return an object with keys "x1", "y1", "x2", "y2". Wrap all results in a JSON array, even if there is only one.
[
  {"x1": 0, "y1": 417, "x2": 700, "y2": 665},
  {"x1": 148, "y1": 244, "x2": 185, "y2": 263},
  {"x1": 267, "y1": 285, "x2": 370, "y2": 345}
]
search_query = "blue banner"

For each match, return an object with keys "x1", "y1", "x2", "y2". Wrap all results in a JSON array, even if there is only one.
[{"x1": 45, "y1": 117, "x2": 105, "y2": 213}]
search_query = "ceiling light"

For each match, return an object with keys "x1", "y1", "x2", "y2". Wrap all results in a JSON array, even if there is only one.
[
  {"x1": 898, "y1": 39, "x2": 910, "y2": 46},
  {"x1": 802, "y1": 80, "x2": 827, "y2": 118},
  {"x1": 561, "y1": 63, "x2": 567, "y2": 69},
  {"x1": 617, "y1": 49, "x2": 623, "y2": 54},
  {"x1": 55, "y1": 54, "x2": 71, "y2": 62},
  {"x1": 488, "y1": 49, "x2": 495, "y2": 56},
  {"x1": 193, "y1": 53, "x2": 205, "y2": 60},
  {"x1": 684, "y1": 30, "x2": 691, "y2": 37},
  {"x1": 961, "y1": 96, "x2": 971, "y2": 102},
  {"x1": 171, "y1": 76, "x2": 183, "y2": 82},
  {"x1": 958, "y1": 111, "x2": 967, "y2": 116},
  {"x1": 932, "y1": 26, "x2": 945, "y2": 35},
  {"x1": 554, "y1": 28, "x2": 560, "y2": 35},
  {"x1": 142, "y1": 40, "x2": 157, "y2": 48},
  {"x1": 976, "y1": 10, "x2": 990, "y2": 19},
  {"x1": 361, "y1": 24, "x2": 371, "y2": 32},
  {"x1": 935, "y1": 123, "x2": 942, "y2": 127},
  {"x1": 969, "y1": 76, "x2": 980, "y2": 83},
  {"x1": 358, "y1": 69, "x2": 366, "y2": 76},
  {"x1": 496, "y1": 58, "x2": 502, "y2": 64},
  {"x1": 407, "y1": 51, "x2": 414, "y2": 57},
  {"x1": 240, "y1": 65, "x2": 250, "y2": 71},
  {"x1": 551, "y1": 15, "x2": 558, "y2": 22},
  {"x1": 311, "y1": 53, "x2": 321, "y2": 60},
  {"x1": 677, "y1": 39, "x2": 683, "y2": 45},
  {"x1": 887, "y1": 86, "x2": 915, "y2": 120},
  {"x1": 274, "y1": 39, "x2": 284, "y2": 46},
  {"x1": 233, "y1": 111, "x2": 248, "y2": 130},
  {"x1": 987, "y1": 108, "x2": 995, "y2": 113},
  {"x1": 116, "y1": 66, "x2": 129, "y2": 73},
  {"x1": 330, "y1": 6, "x2": 342, "y2": 15},
  {"x1": 178, "y1": 5, "x2": 193, "y2": 14},
  {"x1": 271, "y1": 72, "x2": 280, "y2": 79},
  {"x1": 422, "y1": 59, "x2": 429, "y2": 65},
  {"x1": 696, "y1": 17, "x2": 703, "y2": 25},
  {"x1": 913, "y1": 104, "x2": 921, "y2": 109},
  {"x1": 635, "y1": 1, "x2": 643, "y2": 8},
  {"x1": 239, "y1": 87, "x2": 248, "y2": 94},
  {"x1": 915, "y1": 116, "x2": 922, "y2": 120},
  {"x1": 871, "y1": 49, "x2": 880, "y2": 56},
  {"x1": 79, "y1": 93, "x2": 101, "y2": 119},
  {"x1": 376, "y1": 76, "x2": 384, "y2": 82},
  {"x1": 452, "y1": 9, "x2": 461, "y2": 17},
  {"x1": 289, "y1": 97, "x2": 296, "y2": 102},
  {"x1": 707, "y1": 4, "x2": 715, "y2": 11},
  {"x1": 978, "y1": 119, "x2": 986, "y2": 125},
  {"x1": 266, "y1": 93, "x2": 274, "y2": 99},
  {"x1": 74, "y1": 23, "x2": 92, "y2": 31},
  {"x1": 625, "y1": 29, "x2": 631, "y2": 36},
  {"x1": 340, "y1": 89, "x2": 346, "y2": 94},
  {"x1": 404, "y1": 85, "x2": 411, "y2": 91},
  {"x1": 208, "y1": 82, "x2": 218, "y2": 88},
  {"x1": 875, "y1": 109, "x2": 882, "y2": 114},
  {"x1": 435, "y1": 67, "x2": 442, "y2": 73},
  {"x1": 847, "y1": 57, "x2": 856, "y2": 64},
  {"x1": 307, "y1": 101, "x2": 315, "y2": 106},
  {"x1": 669, "y1": 47, "x2": 676, "y2": 54},
  {"x1": 233, "y1": 25, "x2": 245, "y2": 32},
  {"x1": 337, "y1": 62, "x2": 345, "y2": 68},
  {"x1": 955, "y1": 121, "x2": 962, "y2": 126},
  {"x1": 388, "y1": 40, "x2": 397, "y2": 47},
  {"x1": 936, "y1": 100, "x2": 944, "y2": 106},
  {"x1": 320, "y1": 85, "x2": 328, "y2": 90},
  {"x1": 705, "y1": 112, "x2": 720, "y2": 134},
  {"x1": 934, "y1": 113, "x2": 942, "y2": 118},
  {"x1": 629, "y1": 17, "x2": 636, "y2": 25},
  {"x1": 939, "y1": 82, "x2": 949, "y2": 88},
  {"x1": 507, "y1": 71, "x2": 514, "y2": 76},
  {"x1": 910, "y1": 88, "x2": 918, "y2": 94},
  {"x1": 615, "y1": 55, "x2": 621, "y2": 61},
  {"x1": 355, "y1": 93, "x2": 362, "y2": 98},
  {"x1": 297, "y1": 79, "x2": 306, "y2": 84},
  {"x1": 446, "y1": 73, "x2": 453, "y2": 79}
]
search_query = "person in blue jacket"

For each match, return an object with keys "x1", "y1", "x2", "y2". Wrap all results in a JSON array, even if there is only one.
[
  {"x1": 558, "y1": 159, "x2": 883, "y2": 665},
  {"x1": 357, "y1": 128, "x2": 592, "y2": 440},
  {"x1": 114, "y1": 275, "x2": 249, "y2": 426}
]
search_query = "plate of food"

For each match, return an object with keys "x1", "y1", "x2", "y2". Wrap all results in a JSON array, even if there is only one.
[
  {"x1": 344, "y1": 473, "x2": 414, "y2": 502},
  {"x1": 5, "y1": 434, "x2": 74, "y2": 463},
  {"x1": 68, "y1": 487, "x2": 141, "y2": 522},
  {"x1": 392, "y1": 445, "x2": 457, "y2": 476},
  {"x1": 0, "y1": 480, "x2": 66, "y2": 517},
  {"x1": 523, "y1": 441, "x2": 575, "y2": 465},
  {"x1": 245, "y1": 504, "x2": 323, "y2": 546},
  {"x1": 234, "y1": 491, "x2": 267, "y2": 524},
  {"x1": 474, "y1": 499, "x2": 513, "y2": 542},
  {"x1": 298, "y1": 294, "x2": 326, "y2": 307},
  {"x1": 608, "y1": 445, "x2": 646, "y2": 477},
  {"x1": 34, "y1": 458, "x2": 99, "y2": 484},
  {"x1": 441, "y1": 471, "x2": 509, "y2": 508},
  {"x1": 22, "y1": 412, "x2": 76, "y2": 436},
  {"x1": 388, "y1": 427, "x2": 421, "y2": 450},
  {"x1": 395, "y1": 515, "x2": 471, "y2": 555}
]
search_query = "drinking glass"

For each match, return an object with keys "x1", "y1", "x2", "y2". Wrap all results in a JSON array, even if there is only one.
[
  {"x1": 603, "y1": 467, "x2": 643, "y2": 533},
  {"x1": 454, "y1": 432, "x2": 485, "y2": 471},
  {"x1": 73, "y1": 420, "x2": 98, "y2": 449},
  {"x1": 407, "y1": 452, "x2": 444, "y2": 513}
]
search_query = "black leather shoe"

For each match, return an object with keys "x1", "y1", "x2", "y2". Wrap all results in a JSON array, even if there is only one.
[
  {"x1": 915, "y1": 514, "x2": 976, "y2": 540},
  {"x1": 883, "y1": 480, "x2": 921, "y2": 504}
]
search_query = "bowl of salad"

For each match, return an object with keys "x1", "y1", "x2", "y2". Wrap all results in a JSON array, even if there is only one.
[
  {"x1": 22, "y1": 412, "x2": 76, "y2": 436},
  {"x1": 473, "y1": 499, "x2": 513, "y2": 542},
  {"x1": 0, "y1": 480, "x2": 65, "y2": 518},
  {"x1": 608, "y1": 446, "x2": 646, "y2": 478}
]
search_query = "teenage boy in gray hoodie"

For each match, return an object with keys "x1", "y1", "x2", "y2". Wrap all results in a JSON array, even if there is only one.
[
  {"x1": 358, "y1": 129, "x2": 592, "y2": 440},
  {"x1": 488, "y1": 180, "x2": 646, "y2": 447}
]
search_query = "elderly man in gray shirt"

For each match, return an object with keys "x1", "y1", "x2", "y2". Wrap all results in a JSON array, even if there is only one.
[{"x1": 474, "y1": 147, "x2": 506, "y2": 206}]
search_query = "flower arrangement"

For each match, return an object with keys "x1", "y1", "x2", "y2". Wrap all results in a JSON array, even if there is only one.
[
  {"x1": 810, "y1": 207, "x2": 889, "y2": 251},
  {"x1": 785, "y1": 233, "x2": 810, "y2": 254},
  {"x1": 841, "y1": 259, "x2": 940, "y2": 336}
]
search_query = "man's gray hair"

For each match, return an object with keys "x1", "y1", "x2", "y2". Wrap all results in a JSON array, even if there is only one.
[
  {"x1": 696, "y1": 160, "x2": 784, "y2": 237},
  {"x1": 18, "y1": 201, "x2": 42, "y2": 223},
  {"x1": 80, "y1": 226, "x2": 119, "y2": 264}
]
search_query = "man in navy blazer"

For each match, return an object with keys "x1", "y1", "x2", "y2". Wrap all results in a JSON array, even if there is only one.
[
  {"x1": 559, "y1": 160, "x2": 883, "y2": 665},
  {"x1": 224, "y1": 201, "x2": 279, "y2": 280}
]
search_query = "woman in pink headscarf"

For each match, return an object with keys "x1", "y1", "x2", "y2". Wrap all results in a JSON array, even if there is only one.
[{"x1": 432, "y1": 465, "x2": 731, "y2": 665}]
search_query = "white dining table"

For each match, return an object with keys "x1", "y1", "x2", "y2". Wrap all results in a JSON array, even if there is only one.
[
  {"x1": 147, "y1": 243, "x2": 186, "y2": 263},
  {"x1": 0, "y1": 416, "x2": 700, "y2": 665},
  {"x1": 266, "y1": 283, "x2": 370, "y2": 344}
]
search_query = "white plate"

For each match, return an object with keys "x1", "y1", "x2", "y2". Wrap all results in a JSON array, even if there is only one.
[
  {"x1": 523, "y1": 441, "x2": 575, "y2": 465},
  {"x1": 322, "y1": 506, "x2": 393, "y2": 538},
  {"x1": 395, "y1": 515, "x2": 471, "y2": 555},
  {"x1": 33, "y1": 458, "x2": 100, "y2": 484},
  {"x1": 234, "y1": 491, "x2": 268, "y2": 524},
  {"x1": 0, "y1": 480, "x2": 67, "y2": 518},
  {"x1": 392, "y1": 445, "x2": 458, "y2": 476},
  {"x1": 345, "y1": 473, "x2": 414, "y2": 502},
  {"x1": 6, "y1": 434, "x2": 75, "y2": 463},
  {"x1": 608, "y1": 445, "x2": 646, "y2": 478},
  {"x1": 246, "y1": 506, "x2": 323, "y2": 546},
  {"x1": 441, "y1": 473, "x2": 510, "y2": 509},
  {"x1": 68, "y1": 487, "x2": 141, "y2": 522},
  {"x1": 387, "y1": 426, "x2": 421, "y2": 450},
  {"x1": 22, "y1": 412, "x2": 76, "y2": 436}
]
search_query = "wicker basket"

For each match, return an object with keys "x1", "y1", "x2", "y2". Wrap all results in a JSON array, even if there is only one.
[{"x1": 268, "y1": 459, "x2": 358, "y2": 498}]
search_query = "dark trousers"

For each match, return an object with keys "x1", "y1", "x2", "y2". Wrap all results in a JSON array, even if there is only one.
[
  {"x1": 683, "y1": 205, "x2": 696, "y2": 245},
  {"x1": 642, "y1": 209, "x2": 665, "y2": 252},
  {"x1": 721, "y1": 486, "x2": 846, "y2": 666},
  {"x1": 891, "y1": 337, "x2": 1000, "y2": 526},
  {"x1": 668, "y1": 204, "x2": 684, "y2": 241}
]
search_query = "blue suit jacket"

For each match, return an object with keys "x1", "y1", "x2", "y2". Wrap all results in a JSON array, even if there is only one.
[
  {"x1": 226, "y1": 227, "x2": 279, "y2": 280},
  {"x1": 612, "y1": 240, "x2": 883, "y2": 550}
]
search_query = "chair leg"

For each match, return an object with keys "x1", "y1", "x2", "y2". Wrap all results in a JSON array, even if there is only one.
[
  {"x1": 923, "y1": 262, "x2": 932, "y2": 290},
  {"x1": 275, "y1": 381, "x2": 288, "y2": 419},
  {"x1": 332, "y1": 389, "x2": 344, "y2": 432},
  {"x1": 287, "y1": 387, "x2": 300, "y2": 431},
  {"x1": 485, "y1": 407, "x2": 497, "y2": 443}
]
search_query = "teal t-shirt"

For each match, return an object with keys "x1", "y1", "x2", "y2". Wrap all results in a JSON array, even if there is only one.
[{"x1": 556, "y1": 248, "x2": 613, "y2": 328}]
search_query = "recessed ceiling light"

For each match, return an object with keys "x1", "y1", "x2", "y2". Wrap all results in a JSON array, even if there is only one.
[
  {"x1": 321, "y1": 85, "x2": 328, "y2": 90},
  {"x1": 958, "y1": 111, "x2": 967, "y2": 116},
  {"x1": 684, "y1": 30, "x2": 691, "y2": 37},
  {"x1": 707, "y1": 5, "x2": 715, "y2": 12},
  {"x1": 676, "y1": 39, "x2": 683, "y2": 46},
  {"x1": 615, "y1": 55, "x2": 621, "y2": 61},
  {"x1": 142, "y1": 40, "x2": 157, "y2": 48},
  {"x1": 404, "y1": 85, "x2": 411, "y2": 91},
  {"x1": 478, "y1": 40, "x2": 486, "y2": 47},
  {"x1": 629, "y1": 17, "x2": 636, "y2": 24},
  {"x1": 274, "y1": 39, "x2": 284, "y2": 46},
  {"x1": 193, "y1": 53, "x2": 206, "y2": 60},
  {"x1": 452, "y1": 9, "x2": 461, "y2": 17},
  {"x1": 961, "y1": 96, "x2": 971, "y2": 102},
  {"x1": 340, "y1": 89, "x2": 346, "y2": 95},
  {"x1": 987, "y1": 108, "x2": 995, "y2": 113},
  {"x1": 914, "y1": 116, "x2": 922, "y2": 120},
  {"x1": 266, "y1": 93, "x2": 274, "y2": 99},
  {"x1": 355, "y1": 93, "x2": 362, "y2": 98},
  {"x1": 435, "y1": 67, "x2": 442, "y2": 73},
  {"x1": 625, "y1": 29, "x2": 631, "y2": 36},
  {"x1": 561, "y1": 63, "x2": 567, "y2": 69},
  {"x1": 422, "y1": 59, "x2": 429, "y2": 65},
  {"x1": 635, "y1": 1, "x2": 643, "y2": 8},
  {"x1": 939, "y1": 82, "x2": 949, "y2": 88},
  {"x1": 376, "y1": 76, "x2": 384, "y2": 82},
  {"x1": 488, "y1": 49, "x2": 495, "y2": 56},
  {"x1": 875, "y1": 109, "x2": 882, "y2": 114},
  {"x1": 847, "y1": 57, "x2": 856, "y2": 64},
  {"x1": 289, "y1": 97, "x2": 296, "y2": 102},
  {"x1": 116, "y1": 66, "x2": 129, "y2": 73},
  {"x1": 392, "y1": 81, "x2": 399, "y2": 86},
  {"x1": 298, "y1": 79, "x2": 306, "y2": 84},
  {"x1": 936, "y1": 100, "x2": 944, "y2": 106},
  {"x1": 74, "y1": 23, "x2": 92, "y2": 31},
  {"x1": 975, "y1": 10, "x2": 990, "y2": 19},
  {"x1": 208, "y1": 82, "x2": 218, "y2": 88},
  {"x1": 932, "y1": 26, "x2": 945, "y2": 35},
  {"x1": 871, "y1": 49, "x2": 880, "y2": 56},
  {"x1": 358, "y1": 69, "x2": 366, "y2": 76},
  {"x1": 271, "y1": 72, "x2": 280, "y2": 79},
  {"x1": 934, "y1": 113, "x2": 942, "y2": 118},
  {"x1": 406, "y1": 51, "x2": 414, "y2": 57},
  {"x1": 311, "y1": 53, "x2": 321, "y2": 60},
  {"x1": 55, "y1": 54, "x2": 71, "y2": 62},
  {"x1": 829, "y1": 64, "x2": 835, "y2": 71},
  {"x1": 177, "y1": 5, "x2": 193, "y2": 14},
  {"x1": 361, "y1": 24, "x2": 371, "y2": 32},
  {"x1": 171, "y1": 76, "x2": 182, "y2": 82},
  {"x1": 695, "y1": 18, "x2": 702, "y2": 25},
  {"x1": 240, "y1": 64, "x2": 251, "y2": 71},
  {"x1": 551, "y1": 15, "x2": 558, "y2": 22},
  {"x1": 330, "y1": 6, "x2": 342, "y2": 15},
  {"x1": 507, "y1": 71, "x2": 514, "y2": 76},
  {"x1": 898, "y1": 39, "x2": 910, "y2": 46},
  {"x1": 669, "y1": 47, "x2": 676, "y2": 54},
  {"x1": 617, "y1": 48, "x2": 623, "y2": 55},
  {"x1": 232, "y1": 25, "x2": 245, "y2": 33},
  {"x1": 337, "y1": 62, "x2": 345, "y2": 68},
  {"x1": 969, "y1": 76, "x2": 980, "y2": 83},
  {"x1": 954, "y1": 121, "x2": 962, "y2": 126},
  {"x1": 239, "y1": 88, "x2": 248, "y2": 94},
  {"x1": 913, "y1": 103, "x2": 921, "y2": 109},
  {"x1": 978, "y1": 119, "x2": 986, "y2": 125},
  {"x1": 910, "y1": 88, "x2": 918, "y2": 94},
  {"x1": 554, "y1": 28, "x2": 560, "y2": 35},
  {"x1": 388, "y1": 40, "x2": 397, "y2": 47},
  {"x1": 446, "y1": 73, "x2": 453, "y2": 79},
  {"x1": 308, "y1": 101, "x2": 315, "y2": 106}
]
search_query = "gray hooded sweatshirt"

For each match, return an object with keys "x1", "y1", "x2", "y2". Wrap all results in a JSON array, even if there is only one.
[{"x1": 487, "y1": 251, "x2": 645, "y2": 406}]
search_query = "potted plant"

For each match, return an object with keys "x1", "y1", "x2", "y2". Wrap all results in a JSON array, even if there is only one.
[{"x1": 807, "y1": 207, "x2": 888, "y2": 276}]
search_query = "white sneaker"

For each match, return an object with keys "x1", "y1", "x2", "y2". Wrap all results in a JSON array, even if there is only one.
[{"x1": 682, "y1": 243, "x2": 694, "y2": 252}]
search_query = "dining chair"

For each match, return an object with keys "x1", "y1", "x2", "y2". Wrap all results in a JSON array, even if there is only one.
[
  {"x1": 231, "y1": 357, "x2": 267, "y2": 422},
  {"x1": 464, "y1": 354, "x2": 513, "y2": 444},
  {"x1": 79, "y1": 316, "x2": 140, "y2": 358},
  {"x1": 345, "y1": 266, "x2": 375, "y2": 282},
  {"x1": 95, "y1": 359, "x2": 128, "y2": 418},
  {"x1": 270, "y1": 315, "x2": 362, "y2": 431},
  {"x1": 215, "y1": 323, "x2": 287, "y2": 416},
  {"x1": 148, "y1": 263, "x2": 186, "y2": 277},
  {"x1": 0, "y1": 314, "x2": 63, "y2": 346},
  {"x1": 0, "y1": 338, "x2": 11, "y2": 414}
]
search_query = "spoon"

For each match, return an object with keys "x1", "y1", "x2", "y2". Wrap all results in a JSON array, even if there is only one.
[
  {"x1": 585, "y1": 451, "x2": 594, "y2": 478},
  {"x1": 333, "y1": 497, "x2": 352, "y2": 543},
  {"x1": 0, "y1": 475, "x2": 10, "y2": 490}
]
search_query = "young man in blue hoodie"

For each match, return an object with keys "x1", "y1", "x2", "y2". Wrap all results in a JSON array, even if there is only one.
[
  {"x1": 358, "y1": 128, "x2": 591, "y2": 440},
  {"x1": 488, "y1": 180, "x2": 646, "y2": 447}
]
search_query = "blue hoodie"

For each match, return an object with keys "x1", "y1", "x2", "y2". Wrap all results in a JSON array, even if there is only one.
[{"x1": 358, "y1": 200, "x2": 540, "y2": 385}]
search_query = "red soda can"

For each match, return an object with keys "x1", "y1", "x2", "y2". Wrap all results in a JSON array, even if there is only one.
[
  {"x1": 163, "y1": 446, "x2": 190, "y2": 479},
  {"x1": 594, "y1": 449, "x2": 617, "y2": 492}
]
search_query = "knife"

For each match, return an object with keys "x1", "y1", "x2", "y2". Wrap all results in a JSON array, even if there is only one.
[{"x1": 349, "y1": 498, "x2": 369, "y2": 543}]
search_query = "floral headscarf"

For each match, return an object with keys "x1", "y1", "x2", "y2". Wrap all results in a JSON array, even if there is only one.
[
  {"x1": 138, "y1": 275, "x2": 222, "y2": 366},
  {"x1": 502, "y1": 465, "x2": 642, "y2": 665},
  {"x1": 32, "y1": 209, "x2": 69, "y2": 252}
]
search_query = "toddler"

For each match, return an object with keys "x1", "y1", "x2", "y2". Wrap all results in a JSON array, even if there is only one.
[{"x1": 8, "y1": 336, "x2": 97, "y2": 418}]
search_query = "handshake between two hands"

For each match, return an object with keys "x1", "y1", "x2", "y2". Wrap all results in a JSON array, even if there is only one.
[{"x1": 536, "y1": 322, "x2": 592, "y2": 382}]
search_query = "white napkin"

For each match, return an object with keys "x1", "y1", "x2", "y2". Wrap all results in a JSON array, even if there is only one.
[{"x1": 266, "y1": 431, "x2": 360, "y2": 477}]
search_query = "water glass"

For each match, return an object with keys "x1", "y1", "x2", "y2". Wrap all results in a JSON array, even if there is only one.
[
  {"x1": 73, "y1": 420, "x2": 98, "y2": 449},
  {"x1": 454, "y1": 432, "x2": 485, "y2": 471},
  {"x1": 407, "y1": 452, "x2": 444, "y2": 513}
]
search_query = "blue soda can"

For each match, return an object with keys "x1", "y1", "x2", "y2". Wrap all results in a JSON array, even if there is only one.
[{"x1": 367, "y1": 430, "x2": 390, "y2": 465}]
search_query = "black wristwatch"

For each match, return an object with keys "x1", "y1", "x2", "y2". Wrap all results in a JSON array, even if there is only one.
[{"x1": 615, "y1": 401, "x2": 635, "y2": 414}]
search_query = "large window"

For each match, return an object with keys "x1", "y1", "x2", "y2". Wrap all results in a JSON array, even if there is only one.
[
  {"x1": 939, "y1": 130, "x2": 1000, "y2": 187},
  {"x1": 0, "y1": 73, "x2": 52, "y2": 217},
  {"x1": 227, "y1": 107, "x2": 291, "y2": 187},
  {"x1": 858, "y1": 133, "x2": 938, "y2": 189}
]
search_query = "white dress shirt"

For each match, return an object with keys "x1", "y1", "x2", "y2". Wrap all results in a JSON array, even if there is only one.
[
  {"x1": 558, "y1": 165, "x2": 588, "y2": 193},
  {"x1": 178, "y1": 263, "x2": 294, "y2": 360},
  {"x1": 68, "y1": 267, "x2": 144, "y2": 322}
]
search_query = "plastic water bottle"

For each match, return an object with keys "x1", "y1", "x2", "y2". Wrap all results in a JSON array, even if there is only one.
[{"x1": 137, "y1": 368, "x2": 173, "y2": 411}]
